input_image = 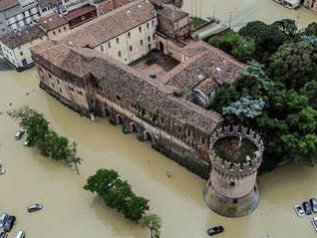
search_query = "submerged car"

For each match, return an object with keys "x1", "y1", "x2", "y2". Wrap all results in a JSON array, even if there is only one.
[
  {"x1": 0, "y1": 167, "x2": 6, "y2": 175},
  {"x1": 3, "y1": 215, "x2": 16, "y2": 232},
  {"x1": 0, "y1": 232, "x2": 8, "y2": 238},
  {"x1": 0, "y1": 213, "x2": 8, "y2": 228},
  {"x1": 310, "y1": 198, "x2": 317, "y2": 213},
  {"x1": 303, "y1": 201, "x2": 313, "y2": 215},
  {"x1": 207, "y1": 226, "x2": 224, "y2": 236},
  {"x1": 15, "y1": 129, "x2": 25, "y2": 140},
  {"x1": 27, "y1": 203, "x2": 43, "y2": 213},
  {"x1": 294, "y1": 204, "x2": 305, "y2": 217},
  {"x1": 312, "y1": 217, "x2": 317, "y2": 232},
  {"x1": 15, "y1": 231, "x2": 26, "y2": 238}
]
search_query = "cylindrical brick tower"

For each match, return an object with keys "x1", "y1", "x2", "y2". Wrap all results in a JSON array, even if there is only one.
[{"x1": 204, "y1": 126, "x2": 264, "y2": 217}]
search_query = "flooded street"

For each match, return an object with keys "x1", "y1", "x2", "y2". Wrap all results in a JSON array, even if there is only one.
[
  {"x1": 1, "y1": 69, "x2": 317, "y2": 238},
  {"x1": 184, "y1": 0, "x2": 317, "y2": 29}
]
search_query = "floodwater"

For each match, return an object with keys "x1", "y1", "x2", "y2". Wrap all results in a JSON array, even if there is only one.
[
  {"x1": 1, "y1": 69, "x2": 317, "y2": 238},
  {"x1": 183, "y1": 0, "x2": 317, "y2": 29}
]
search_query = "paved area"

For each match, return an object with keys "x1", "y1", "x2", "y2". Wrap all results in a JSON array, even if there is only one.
[{"x1": 130, "y1": 51, "x2": 179, "y2": 79}]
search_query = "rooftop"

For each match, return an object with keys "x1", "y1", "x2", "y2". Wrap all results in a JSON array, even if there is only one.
[
  {"x1": 63, "y1": 5, "x2": 96, "y2": 21},
  {"x1": 36, "y1": 13, "x2": 68, "y2": 32},
  {"x1": 0, "y1": 0, "x2": 19, "y2": 12},
  {"x1": 158, "y1": 4, "x2": 188, "y2": 21},
  {"x1": 0, "y1": 25, "x2": 46, "y2": 49},
  {"x1": 60, "y1": 0, "x2": 155, "y2": 48},
  {"x1": 37, "y1": 0, "x2": 60, "y2": 8}
]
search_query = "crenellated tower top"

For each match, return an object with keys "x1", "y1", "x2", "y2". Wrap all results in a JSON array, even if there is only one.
[{"x1": 210, "y1": 126, "x2": 264, "y2": 179}]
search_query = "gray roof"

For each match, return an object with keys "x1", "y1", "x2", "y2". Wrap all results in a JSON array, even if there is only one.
[{"x1": 0, "y1": 25, "x2": 46, "y2": 49}]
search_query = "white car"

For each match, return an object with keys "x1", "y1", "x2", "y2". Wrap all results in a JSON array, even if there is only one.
[
  {"x1": 294, "y1": 204, "x2": 305, "y2": 217},
  {"x1": 0, "y1": 213, "x2": 8, "y2": 228},
  {"x1": 15, "y1": 231, "x2": 26, "y2": 238},
  {"x1": 312, "y1": 217, "x2": 317, "y2": 232},
  {"x1": 15, "y1": 129, "x2": 25, "y2": 140},
  {"x1": 0, "y1": 167, "x2": 6, "y2": 175}
]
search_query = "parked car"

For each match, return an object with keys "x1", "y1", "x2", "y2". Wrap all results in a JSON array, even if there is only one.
[
  {"x1": 294, "y1": 204, "x2": 305, "y2": 217},
  {"x1": 3, "y1": 215, "x2": 16, "y2": 232},
  {"x1": 15, "y1": 231, "x2": 26, "y2": 238},
  {"x1": 312, "y1": 217, "x2": 317, "y2": 232},
  {"x1": 310, "y1": 198, "x2": 317, "y2": 213},
  {"x1": 0, "y1": 232, "x2": 8, "y2": 238},
  {"x1": 27, "y1": 203, "x2": 43, "y2": 213},
  {"x1": 0, "y1": 213, "x2": 9, "y2": 228},
  {"x1": 303, "y1": 201, "x2": 313, "y2": 215},
  {"x1": 0, "y1": 167, "x2": 6, "y2": 175},
  {"x1": 207, "y1": 226, "x2": 224, "y2": 236},
  {"x1": 15, "y1": 129, "x2": 25, "y2": 140}
]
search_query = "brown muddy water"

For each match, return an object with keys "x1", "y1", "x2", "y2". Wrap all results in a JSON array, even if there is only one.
[
  {"x1": 183, "y1": 0, "x2": 317, "y2": 29},
  {"x1": 1, "y1": 69, "x2": 317, "y2": 238}
]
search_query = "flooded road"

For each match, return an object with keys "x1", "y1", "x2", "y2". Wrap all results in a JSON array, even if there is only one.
[
  {"x1": 184, "y1": 0, "x2": 317, "y2": 29},
  {"x1": 1, "y1": 69, "x2": 317, "y2": 238}
]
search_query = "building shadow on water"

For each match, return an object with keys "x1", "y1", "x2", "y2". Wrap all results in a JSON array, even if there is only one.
[{"x1": 0, "y1": 57, "x2": 14, "y2": 72}]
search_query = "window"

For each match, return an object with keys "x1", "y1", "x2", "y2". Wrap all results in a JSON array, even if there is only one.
[
  {"x1": 178, "y1": 126, "x2": 182, "y2": 133},
  {"x1": 53, "y1": 31, "x2": 56, "y2": 35},
  {"x1": 57, "y1": 79, "x2": 60, "y2": 84},
  {"x1": 138, "y1": 26, "x2": 142, "y2": 32},
  {"x1": 108, "y1": 42, "x2": 111, "y2": 48},
  {"x1": 233, "y1": 198, "x2": 238, "y2": 204},
  {"x1": 116, "y1": 95, "x2": 121, "y2": 101},
  {"x1": 52, "y1": 83, "x2": 55, "y2": 88},
  {"x1": 78, "y1": 91, "x2": 83, "y2": 96},
  {"x1": 64, "y1": 26, "x2": 67, "y2": 30},
  {"x1": 118, "y1": 51, "x2": 121, "y2": 57},
  {"x1": 148, "y1": 44, "x2": 151, "y2": 50},
  {"x1": 146, "y1": 22, "x2": 149, "y2": 29},
  {"x1": 58, "y1": 29, "x2": 61, "y2": 33},
  {"x1": 59, "y1": 88, "x2": 62, "y2": 93},
  {"x1": 100, "y1": 45, "x2": 104, "y2": 52},
  {"x1": 230, "y1": 181, "x2": 235, "y2": 187},
  {"x1": 20, "y1": 51, "x2": 23, "y2": 56},
  {"x1": 160, "y1": 117, "x2": 164, "y2": 124},
  {"x1": 140, "y1": 40, "x2": 143, "y2": 46},
  {"x1": 147, "y1": 36, "x2": 151, "y2": 42},
  {"x1": 127, "y1": 32, "x2": 131, "y2": 38},
  {"x1": 116, "y1": 38, "x2": 119, "y2": 44},
  {"x1": 129, "y1": 45, "x2": 132, "y2": 51},
  {"x1": 152, "y1": 34, "x2": 155, "y2": 40},
  {"x1": 151, "y1": 20, "x2": 155, "y2": 26},
  {"x1": 48, "y1": 73, "x2": 52, "y2": 79}
]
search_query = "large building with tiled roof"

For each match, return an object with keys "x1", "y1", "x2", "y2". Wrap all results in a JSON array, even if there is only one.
[{"x1": 31, "y1": 0, "x2": 244, "y2": 178}]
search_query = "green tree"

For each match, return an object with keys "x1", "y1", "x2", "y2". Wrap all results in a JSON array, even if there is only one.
[
  {"x1": 269, "y1": 41, "x2": 317, "y2": 90},
  {"x1": 222, "y1": 96, "x2": 265, "y2": 123},
  {"x1": 140, "y1": 214, "x2": 162, "y2": 238},
  {"x1": 239, "y1": 21, "x2": 288, "y2": 63},
  {"x1": 84, "y1": 169, "x2": 149, "y2": 222},
  {"x1": 122, "y1": 195, "x2": 149, "y2": 222},
  {"x1": 66, "y1": 142, "x2": 82, "y2": 174},
  {"x1": 271, "y1": 19, "x2": 298, "y2": 37},
  {"x1": 210, "y1": 85, "x2": 240, "y2": 113},
  {"x1": 236, "y1": 60, "x2": 275, "y2": 98},
  {"x1": 304, "y1": 22, "x2": 317, "y2": 37},
  {"x1": 208, "y1": 31, "x2": 255, "y2": 62},
  {"x1": 302, "y1": 81, "x2": 317, "y2": 109}
]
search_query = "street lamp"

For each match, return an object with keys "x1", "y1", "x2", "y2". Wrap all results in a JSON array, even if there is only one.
[
  {"x1": 229, "y1": 8, "x2": 237, "y2": 30},
  {"x1": 213, "y1": 3, "x2": 216, "y2": 20}
]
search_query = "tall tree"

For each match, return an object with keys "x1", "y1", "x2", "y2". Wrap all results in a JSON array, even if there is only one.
[{"x1": 140, "y1": 214, "x2": 162, "y2": 238}]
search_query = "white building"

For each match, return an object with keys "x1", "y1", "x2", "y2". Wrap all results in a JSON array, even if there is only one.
[
  {"x1": 0, "y1": 24, "x2": 47, "y2": 70},
  {"x1": 60, "y1": 0, "x2": 157, "y2": 65}
]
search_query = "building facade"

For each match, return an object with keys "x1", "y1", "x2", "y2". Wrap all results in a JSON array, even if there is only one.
[{"x1": 0, "y1": 24, "x2": 47, "y2": 70}]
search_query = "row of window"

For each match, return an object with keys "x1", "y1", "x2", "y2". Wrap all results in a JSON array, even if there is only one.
[
  {"x1": 41, "y1": 1, "x2": 62, "y2": 12},
  {"x1": 52, "y1": 26, "x2": 68, "y2": 35}
]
